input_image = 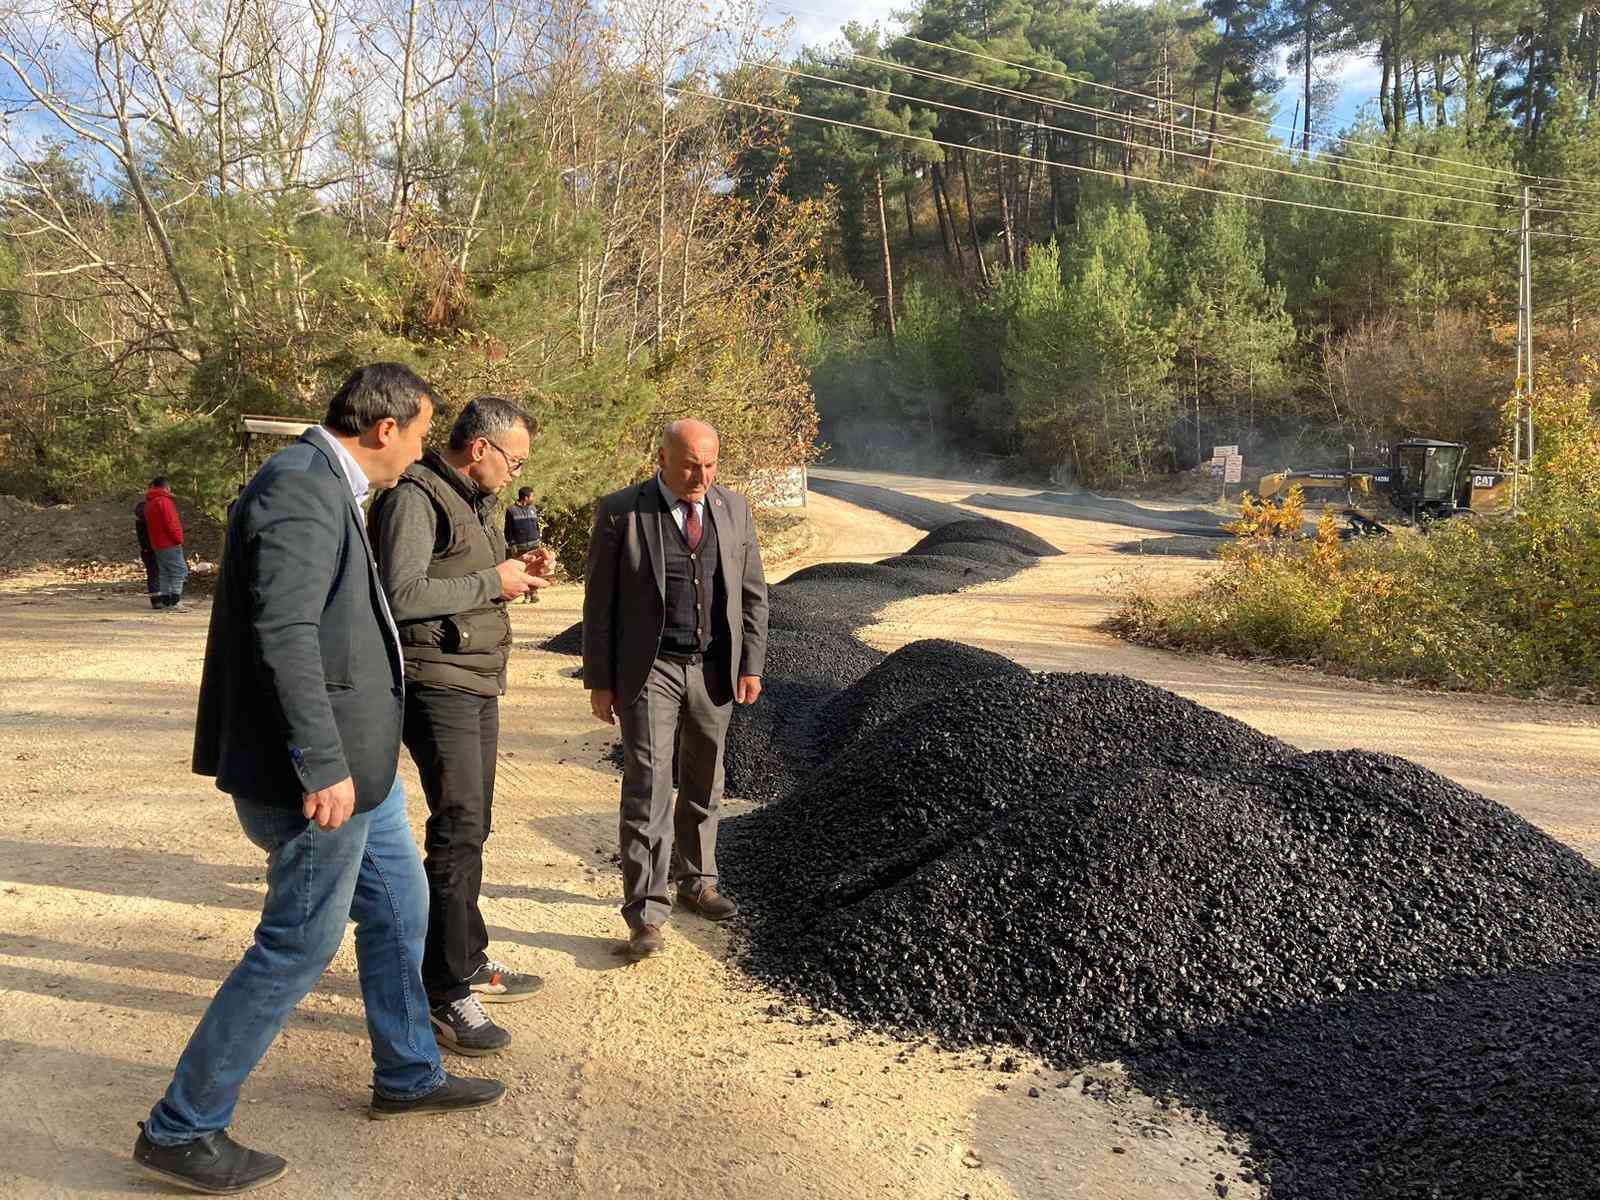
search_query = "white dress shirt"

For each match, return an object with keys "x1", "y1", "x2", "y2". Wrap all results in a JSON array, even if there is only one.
[
  {"x1": 307, "y1": 425, "x2": 401, "y2": 651},
  {"x1": 656, "y1": 473, "x2": 705, "y2": 537}
]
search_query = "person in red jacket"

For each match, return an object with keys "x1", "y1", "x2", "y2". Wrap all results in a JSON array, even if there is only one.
[{"x1": 144, "y1": 477, "x2": 189, "y2": 611}]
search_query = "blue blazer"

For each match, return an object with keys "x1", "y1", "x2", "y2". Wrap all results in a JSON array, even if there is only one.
[{"x1": 193, "y1": 432, "x2": 404, "y2": 812}]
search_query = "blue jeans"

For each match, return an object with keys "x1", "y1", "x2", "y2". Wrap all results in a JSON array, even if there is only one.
[
  {"x1": 143, "y1": 777, "x2": 444, "y2": 1145},
  {"x1": 154, "y1": 545, "x2": 188, "y2": 601}
]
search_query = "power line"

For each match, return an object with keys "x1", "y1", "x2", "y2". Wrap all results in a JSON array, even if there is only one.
[
  {"x1": 832, "y1": 48, "x2": 1600, "y2": 217},
  {"x1": 748, "y1": 60, "x2": 1600, "y2": 219},
  {"x1": 766, "y1": 1, "x2": 1600, "y2": 196},
  {"x1": 672, "y1": 87, "x2": 1590, "y2": 241}
]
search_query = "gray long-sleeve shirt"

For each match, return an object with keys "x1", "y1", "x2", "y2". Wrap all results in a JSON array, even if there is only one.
[{"x1": 370, "y1": 480, "x2": 501, "y2": 623}]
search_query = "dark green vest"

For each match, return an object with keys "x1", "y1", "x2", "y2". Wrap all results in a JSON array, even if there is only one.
[{"x1": 384, "y1": 452, "x2": 511, "y2": 696}]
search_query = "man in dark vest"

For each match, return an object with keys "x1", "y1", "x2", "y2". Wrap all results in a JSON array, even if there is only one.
[
  {"x1": 582, "y1": 419, "x2": 769, "y2": 961},
  {"x1": 368, "y1": 396, "x2": 555, "y2": 1056},
  {"x1": 133, "y1": 364, "x2": 503, "y2": 1197},
  {"x1": 503, "y1": 486, "x2": 543, "y2": 603}
]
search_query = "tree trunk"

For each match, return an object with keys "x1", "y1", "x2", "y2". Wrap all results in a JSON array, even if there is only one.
[
  {"x1": 1380, "y1": 45, "x2": 1393, "y2": 135},
  {"x1": 1049, "y1": 151, "x2": 1061, "y2": 235},
  {"x1": 1412, "y1": 59, "x2": 1425, "y2": 127},
  {"x1": 1588, "y1": 9, "x2": 1599, "y2": 104},
  {"x1": 901, "y1": 154, "x2": 918, "y2": 245},
  {"x1": 875, "y1": 166, "x2": 897, "y2": 343},
  {"x1": 1302, "y1": 8, "x2": 1314, "y2": 153},
  {"x1": 959, "y1": 150, "x2": 990, "y2": 287},
  {"x1": 1206, "y1": 28, "x2": 1228, "y2": 162},
  {"x1": 1530, "y1": 5, "x2": 1557, "y2": 138},
  {"x1": 931, "y1": 161, "x2": 955, "y2": 269},
  {"x1": 1019, "y1": 110, "x2": 1041, "y2": 260},
  {"x1": 991, "y1": 111, "x2": 1016, "y2": 269},
  {"x1": 1390, "y1": 0, "x2": 1406, "y2": 138},
  {"x1": 933, "y1": 161, "x2": 966, "y2": 275}
]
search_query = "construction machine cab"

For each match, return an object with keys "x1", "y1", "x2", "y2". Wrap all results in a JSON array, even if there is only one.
[{"x1": 1391, "y1": 439, "x2": 1466, "y2": 520}]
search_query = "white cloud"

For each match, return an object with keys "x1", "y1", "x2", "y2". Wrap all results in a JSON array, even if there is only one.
[{"x1": 769, "y1": 0, "x2": 906, "y2": 54}]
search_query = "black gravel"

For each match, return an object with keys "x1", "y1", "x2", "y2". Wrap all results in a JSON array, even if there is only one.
[
  {"x1": 806, "y1": 475, "x2": 973, "y2": 529},
  {"x1": 722, "y1": 513, "x2": 1056, "y2": 802},
  {"x1": 1113, "y1": 535, "x2": 1223, "y2": 559},
  {"x1": 546, "y1": 477, "x2": 1600, "y2": 1195},
  {"x1": 721, "y1": 659, "x2": 1600, "y2": 1198},
  {"x1": 961, "y1": 490, "x2": 1235, "y2": 538},
  {"x1": 814, "y1": 639, "x2": 1028, "y2": 754},
  {"x1": 908, "y1": 517, "x2": 1060, "y2": 559},
  {"x1": 540, "y1": 621, "x2": 585, "y2": 655},
  {"x1": 723, "y1": 629, "x2": 887, "y2": 805},
  {"x1": 1127, "y1": 957, "x2": 1600, "y2": 1199},
  {"x1": 539, "y1": 499, "x2": 1060, "y2": 800}
]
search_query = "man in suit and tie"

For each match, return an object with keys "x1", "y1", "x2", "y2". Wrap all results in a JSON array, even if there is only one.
[
  {"x1": 133, "y1": 364, "x2": 503, "y2": 1196},
  {"x1": 582, "y1": 419, "x2": 769, "y2": 960}
]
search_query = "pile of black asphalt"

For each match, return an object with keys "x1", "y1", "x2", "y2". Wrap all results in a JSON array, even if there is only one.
[
  {"x1": 728, "y1": 517, "x2": 1056, "y2": 804},
  {"x1": 960, "y1": 489, "x2": 1236, "y2": 538},
  {"x1": 804, "y1": 475, "x2": 975, "y2": 531},
  {"x1": 1112, "y1": 534, "x2": 1223, "y2": 559},
  {"x1": 540, "y1": 509, "x2": 1060, "y2": 805},
  {"x1": 542, "y1": 480, "x2": 1600, "y2": 1197},
  {"x1": 720, "y1": 659, "x2": 1600, "y2": 1200}
]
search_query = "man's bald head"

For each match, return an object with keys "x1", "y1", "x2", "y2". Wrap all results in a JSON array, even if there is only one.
[
  {"x1": 663, "y1": 418, "x2": 719, "y2": 453},
  {"x1": 659, "y1": 418, "x2": 720, "y2": 503}
]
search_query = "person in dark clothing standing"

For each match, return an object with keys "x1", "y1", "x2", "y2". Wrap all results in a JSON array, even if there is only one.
[
  {"x1": 133, "y1": 491, "x2": 161, "y2": 609},
  {"x1": 133, "y1": 364, "x2": 504, "y2": 1198},
  {"x1": 582, "y1": 419, "x2": 769, "y2": 961},
  {"x1": 142, "y1": 476, "x2": 189, "y2": 610},
  {"x1": 504, "y1": 486, "x2": 541, "y2": 555},
  {"x1": 368, "y1": 396, "x2": 555, "y2": 1056},
  {"x1": 504, "y1": 487, "x2": 542, "y2": 604}
]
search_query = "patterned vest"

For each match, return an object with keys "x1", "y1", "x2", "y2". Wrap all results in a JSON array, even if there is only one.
[{"x1": 660, "y1": 502, "x2": 724, "y2": 655}]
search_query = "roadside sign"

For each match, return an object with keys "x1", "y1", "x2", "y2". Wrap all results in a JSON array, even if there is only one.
[
  {"x1": 1212, "y1": 444, "x2": 1239, "y2": 462},
  {"x1": 749, "y1": 465, "x2": 807, "y2": 508},
  {"x1": 1209, "y1": 461, "x2": 1225, "y2": 479},
  {"x1": 1224, "y1": 454, "x2": 1244, "y2": 484}
]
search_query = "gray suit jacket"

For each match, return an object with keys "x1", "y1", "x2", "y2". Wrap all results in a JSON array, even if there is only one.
[
  {"x1": 582, "y1": 479, "x2": 768, "y2": 707},
  {"x1": 193, "y1": 432, "x2": 405, "y2": 813}
]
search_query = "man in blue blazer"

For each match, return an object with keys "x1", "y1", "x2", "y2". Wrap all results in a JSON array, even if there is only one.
[{"x1": 134, "y1": 364, "x2": 504, "y2": 1195}]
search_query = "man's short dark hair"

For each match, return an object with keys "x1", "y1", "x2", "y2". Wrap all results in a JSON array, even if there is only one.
[
  {"x1": 517, "y1": 487, "x2": 534, "y2": 501},
  {"x1": 448, "y1": 396, "x2": 536, "y2": 452},
  {"x1": 324, "y1": 363, "x2": 433, "y2": 436},
  {"x1": 150, "y1": 476, "x2": 168, "y2": 489}
]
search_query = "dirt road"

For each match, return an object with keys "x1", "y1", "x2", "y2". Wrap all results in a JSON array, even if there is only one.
[
  {"x1": 0, "y1": 489, "x2": 1251, "y2": 1200},
  {"x1": 1, "y1": 474, "x2": 1591, "y2": 1199}
]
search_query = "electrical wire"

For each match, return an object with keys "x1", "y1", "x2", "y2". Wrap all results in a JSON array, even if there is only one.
[
  {"x1": 763, "y1": 1, "x2": 1600, "y2": 196},
  {"x1": 828, "y1": 48, "x2": 1600, "y2": 218},
  {"x1": 671, "y1": 87, "x2": 1598, "y2": 241},
  {"x1": 748, "y1": 59, "x2": 1583, "y2": 218}
]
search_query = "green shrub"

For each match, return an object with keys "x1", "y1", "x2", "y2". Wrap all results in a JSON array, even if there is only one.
[{"x1": 1111, "y1": 503, "x2": 1600, "y2": 698}]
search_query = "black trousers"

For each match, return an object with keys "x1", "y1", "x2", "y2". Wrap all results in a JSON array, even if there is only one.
[
  {"x1": 139, "y1": 549, "x2": 160, "y2": 608},
  {"x1": 403, "y1": 683, "x2": 499, "y2": 1005}
]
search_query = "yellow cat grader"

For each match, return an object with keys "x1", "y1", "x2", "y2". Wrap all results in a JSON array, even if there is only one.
[{"x1": 1256, "y1": 439, "x2": 1514, "y2": 534}]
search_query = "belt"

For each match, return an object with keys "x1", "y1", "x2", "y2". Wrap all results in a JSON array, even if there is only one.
[{"x1": 658, "y1": 650, "x2": 704, "y2": 665}]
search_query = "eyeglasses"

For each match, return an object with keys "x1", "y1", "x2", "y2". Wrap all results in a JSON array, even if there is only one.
[{"x1": 483, "y1": 437, "x2": 526, "y2": 474}]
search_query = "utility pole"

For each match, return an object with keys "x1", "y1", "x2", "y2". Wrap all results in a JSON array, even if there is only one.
[{"x1": 1513, "y1": 185, "x2": 1535, "y2": 513}]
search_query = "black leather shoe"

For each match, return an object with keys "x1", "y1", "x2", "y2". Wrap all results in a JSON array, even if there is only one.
[
  {"x1": 132, "y1": 1123, "x2": 287, "y2": 1195},
  {"x1": 369, "y1": 1073, "x2": 505, "y2": 1120},
  {"x1": 678, "y1": 885, "x2": 738, "y2": 921}
]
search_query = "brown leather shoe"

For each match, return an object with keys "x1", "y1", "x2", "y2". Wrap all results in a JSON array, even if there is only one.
[
  {"x1": 678, "y1": 885, "x2": 738, "y2": 921},
  {"x1": 628, "y1": 923, "x2": 666, "y2": 960}
]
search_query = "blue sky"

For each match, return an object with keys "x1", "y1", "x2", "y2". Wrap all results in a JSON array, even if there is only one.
[{"x1": 775, "y1": 0, "x2": 1386, "y2": 142}]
